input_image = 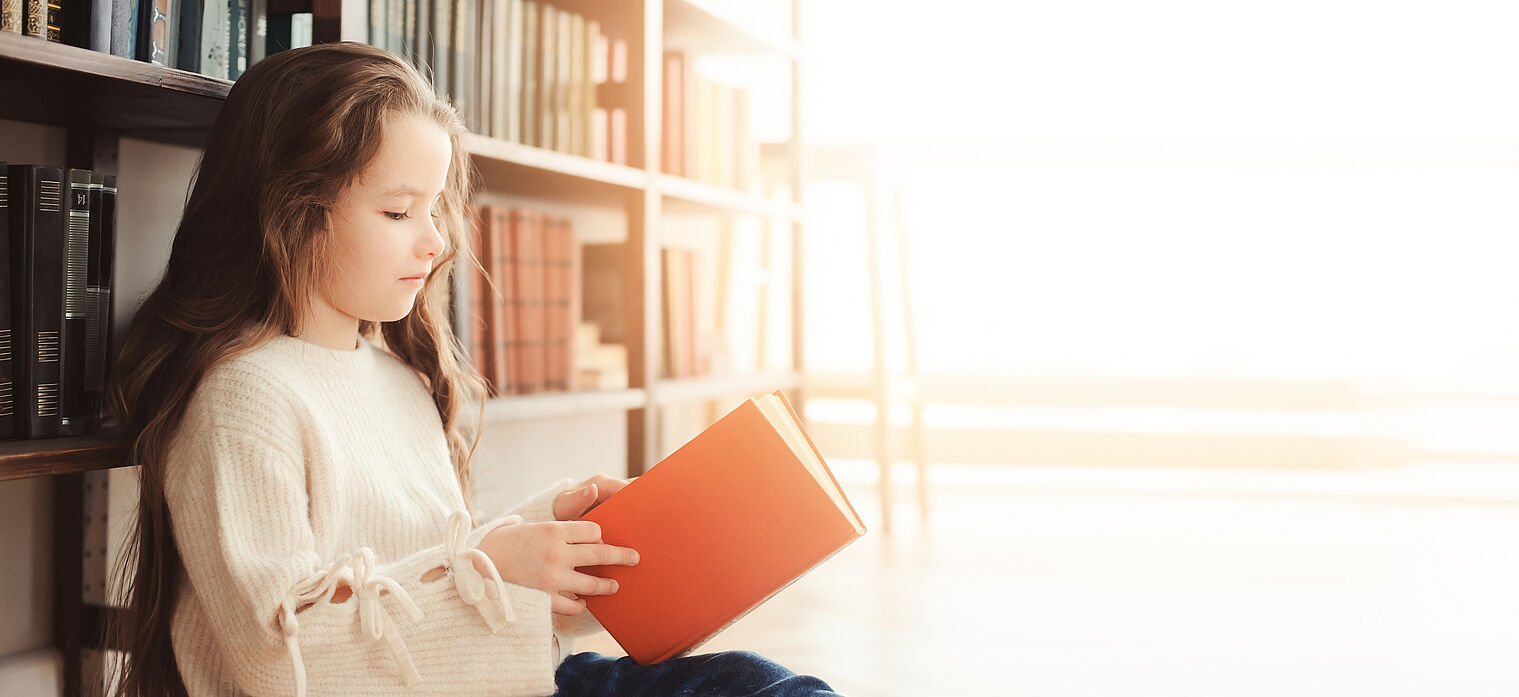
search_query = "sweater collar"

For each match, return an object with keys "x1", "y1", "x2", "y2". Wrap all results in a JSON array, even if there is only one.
[{"x1": 267, "y1": 333, "x2": 379, "y2": 373}]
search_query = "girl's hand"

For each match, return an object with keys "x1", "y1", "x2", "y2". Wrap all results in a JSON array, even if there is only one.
[
  {"x1": 552, "y1": 474, "x2": 632, "y2": 521},
  {"x1": 475, "y1": 520, "x2": 639, "y2": 616}
]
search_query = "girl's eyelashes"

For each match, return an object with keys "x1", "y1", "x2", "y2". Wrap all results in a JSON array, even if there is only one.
[{"x1": 383, "y1": 210, "x2": 443, "y2": 221}]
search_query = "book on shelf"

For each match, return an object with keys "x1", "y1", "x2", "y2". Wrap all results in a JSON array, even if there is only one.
[
  {"x1": 0, "y1": 163, "x2": 11, "y2": 439},
  {"x1": 466, "y1": 204, "x2": 604, "y2": 397},
  {"x1": 63, "y1": 169, "x2": 90, "y2": 436},
  {"x1": 4, "y1": 164, "x2": 118, "y2": 441},
  {"x1": 579, "y1": 390, "x2": 867, "y2": 665},
  {"x1": 8, "y1": 164, "x2": 65, "y2": 440}
]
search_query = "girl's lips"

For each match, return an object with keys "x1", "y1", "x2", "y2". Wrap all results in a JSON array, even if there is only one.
[{"x1": 401, "y1": 276, "x2": 425, "y2": 287}]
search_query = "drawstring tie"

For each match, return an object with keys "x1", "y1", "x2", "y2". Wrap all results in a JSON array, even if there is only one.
[
  {"x1": 276, "y1": 549, "x2": 425, "y2": 697},
  {"x1": 445, "y1": 510, "x2": 521, "y2": 632}
]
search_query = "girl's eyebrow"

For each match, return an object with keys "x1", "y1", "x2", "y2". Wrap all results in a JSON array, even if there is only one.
[{"x1": 380, "y1": 184, "x2": 435, "y2": 198}]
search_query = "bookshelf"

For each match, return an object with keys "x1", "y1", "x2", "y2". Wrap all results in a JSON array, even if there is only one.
[
  {"x1": 0, "y1": 0, "x2": 806, "y2": 480},
  {"x1": 1, "y1": 2, "x2": 805, "y2": 693}
]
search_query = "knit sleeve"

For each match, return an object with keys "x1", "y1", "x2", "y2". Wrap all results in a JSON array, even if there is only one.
[{"x1": 164, "y1": 367, "x2": 558, "y2": 697}]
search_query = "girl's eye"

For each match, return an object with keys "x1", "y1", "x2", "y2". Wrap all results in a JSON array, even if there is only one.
[{"x1": 384, "y1": 211, "x2": 409, "y2": 221}]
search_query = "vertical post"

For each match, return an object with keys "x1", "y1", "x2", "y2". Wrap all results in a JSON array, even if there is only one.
[
  {"x1": 789, "y1": 0, "x2": 807, "y2": 416},
  {"x1": 57, "y1": 127, "x2": 121, "y2": 697},
  {"x1": 625, "y1": 0, "x2": 662, "y2": 475},
  {"x1": 863, "y1": 151, "x2": 892, "y2": 536}
]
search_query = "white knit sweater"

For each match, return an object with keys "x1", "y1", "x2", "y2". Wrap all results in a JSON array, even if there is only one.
[{"x1": 163, "y1": 335, "x2": 583, "y2": 697}]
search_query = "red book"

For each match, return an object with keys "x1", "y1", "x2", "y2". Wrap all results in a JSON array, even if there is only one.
[
  {"x1": 466, "y1": 205, "x2": 495, "y2": 393},
  {"x1": 491, "y1": 207, "x2": 517, "y2": 394},
  {"x1": 579, "y1": 391, "x2": 867, "y2": 665}
]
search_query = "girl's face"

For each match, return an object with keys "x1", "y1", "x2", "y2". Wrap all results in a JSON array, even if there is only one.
[{"x1": 303, "y1": 113, "x2": 451, "y2": 349}]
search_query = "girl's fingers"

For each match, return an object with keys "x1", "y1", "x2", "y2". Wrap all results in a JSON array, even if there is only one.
[
  {"x1": 566, "y1": 571, "x2": 619, "y2": 597},
  {"x1": 567, "y1": 542, "x2": 640, "y2": 568},
  {"x1": 551, "y1": 592, "x2": 588, "y2": 616},
  {"x1": 558, "y1": 520, "x2": 604, "y2": 544}
]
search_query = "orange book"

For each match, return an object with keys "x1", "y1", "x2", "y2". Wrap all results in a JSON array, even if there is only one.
[{"x1": 579, "y1": 391, "x2": 867, "y2": 665}]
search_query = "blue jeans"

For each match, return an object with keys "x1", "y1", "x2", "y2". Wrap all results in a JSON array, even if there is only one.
[{"x1": 554, "y1": 651, "x2": 843, "y2": 697}]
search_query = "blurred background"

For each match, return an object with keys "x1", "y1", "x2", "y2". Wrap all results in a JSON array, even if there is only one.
[{"x1": 658, "y1": 0, "x2": 1519, "y2": 694}]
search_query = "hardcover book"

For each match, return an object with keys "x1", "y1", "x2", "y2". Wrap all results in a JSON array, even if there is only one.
[
  {"x1": 61, "y1": 169, "x2": 90, "y2": 436},
  {"x1": 579, "y1": 391, "x2": 867, "y2": 665},
  {"x1": 0, "y1": 162, "x2": 11, "y2": 439},
  {"x1": 7, "y1": 164, "x2": 66, "y2": 439}
]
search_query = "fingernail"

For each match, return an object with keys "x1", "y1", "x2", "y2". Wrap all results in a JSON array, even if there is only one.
[{"x1": 630, "y1": 551, "x2": 639, "y2": 564}]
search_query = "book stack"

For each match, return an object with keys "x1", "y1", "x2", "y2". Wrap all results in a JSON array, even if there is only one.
[
  {"x1": 466, "y1": 203, "x2": 626, "y2": 397},
  {"x1": 661, "y1": 51, "x2": 762, "y2": 190},
  {"x1": 2, "y1": 163, "x2": 118, "y2": 440}
]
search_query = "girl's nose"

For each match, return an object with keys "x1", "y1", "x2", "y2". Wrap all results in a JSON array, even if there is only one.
[{"x1": 421, "y1": 216, "x2": 446, "y2": 259}]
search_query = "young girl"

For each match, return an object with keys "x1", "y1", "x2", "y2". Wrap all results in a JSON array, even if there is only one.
[{"x1": 108, "y1": 42, "x2": 842, "y2": 697}]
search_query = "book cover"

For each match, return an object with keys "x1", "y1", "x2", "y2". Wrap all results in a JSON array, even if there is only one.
[
  {"x1": 579, "y1": 391, "x2": 867, "y2": 665},
  {"x1": 61, "y1": 169, "x2": 90, "y2": 436},
  {"x1": 7, "y1": 164, "x2": 66, "y2": 439},
  {"x1": 0, "y1": 163, "x2": 11, "y2": 439}
]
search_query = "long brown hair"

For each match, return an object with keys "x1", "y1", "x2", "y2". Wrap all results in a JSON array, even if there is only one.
[{"x1": 106, "y1": 42, "x2": 485, "y2": 697}]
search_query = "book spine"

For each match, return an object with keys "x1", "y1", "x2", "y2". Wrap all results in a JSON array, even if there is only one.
[
  {"x1": 0, "y1": 163, "x2": 12, "y2": 440},
  {"x1": 175, "y1": 0, "x2": 201, "y2": 73},
  {"x1": 495, "y1": 0, "x2": 514, "y2": 141},
  {"x1": 430, "y1": 0, "x2": 448, "y2": 100},
  {"x1": 45, "y1": 0, "x2": 60, "y2": 41},
  {"x1": 466, "y1": 205, "x2": 493, "y2": 393},
  {"x1": 1, "y1": 0, "x2": 21, "y2": 33},
  {"x1": 228, "y1": 0, "x2": 247, "y2": 79},
  {"x1": 491, "y1": 207, "x2": 512, "y2": 394},
  {"x1": 61, "y1": 169, "x2": 90, "y2": 436},
  {"x1": 452, "y1": 0, "x2": 469, "y2": 127},
  {"x1": 22, "y1": 0, "x2": 42, "y2": 36},
  {"x1": 8, "y1": 165, "x2": 66, "y2": 439},
  {"x1": 83, "y1": 172, "x2": 113, "y2": 429},
  {"x1": 507, "y1": 208, "x2": 528, "y2": 393},
  {"x1": 553, "y1": 9, "x2": 570, "y2": 153},
  {"x1": 536, "y1": 4, "x2": 554, "y2": 150},
  {"x1": 108, "y1": 0, "x2": 136, "y2": 56},
  {"x1": 200, "y1": 0, "x2": 227, "y2": 78},
  {"x1": 247, "y1": 0, "x2": 263, "y2": 62},
  {"x1": 471, "y1": 0, "x2": 487, "y2": 133},
  {"x1": 139, "y1": 0, "x2": 171, "y2": 64},
  {"x1": 91, "y1": 0, "x2": 112, "y2": 49},
  {"x1": 520, "y1": 0, "x2": 537, "y2": 147}
]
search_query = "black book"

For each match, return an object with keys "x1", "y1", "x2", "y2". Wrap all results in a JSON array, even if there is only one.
[
  {"x1": 7, "y1": 165, "x2": 66, "y2": 439},
  {"x1": 0, "y1": 163, "x2": 12, "y2": 440},
  {"x1": 61, "y1": 169, "x2": 91, "y2": 436},
  {"x1": 84, "y1": 173, "x2": 116, "y2": 430}
]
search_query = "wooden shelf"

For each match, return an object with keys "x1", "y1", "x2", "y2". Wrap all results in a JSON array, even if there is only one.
[
  {"x1": 663, "y1": 0, "x2": 801, "y2": 59},
  {"x1": 481, "y1": 388, "x2": 648, "y2": 422},
  {"x1": 463, "y1": 133, "x2": 649, "y2": 194},
  {"x1": 0, "y1": 435, "x2": 129, "y2": 482},
  {"x1": 656, "y1": 371, "x2": 802, "y2": 404},
  {"x1": 656, "y1": 173, "x2": 803, "y2": 220},
  {"x1": 0, "y1": 32, "x2": 228, "y2": 147}
]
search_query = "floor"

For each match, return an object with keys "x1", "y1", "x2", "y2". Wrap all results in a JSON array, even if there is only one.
[{"x1": 571, "y1": 462, "x2": 1519, "y2": 696}]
